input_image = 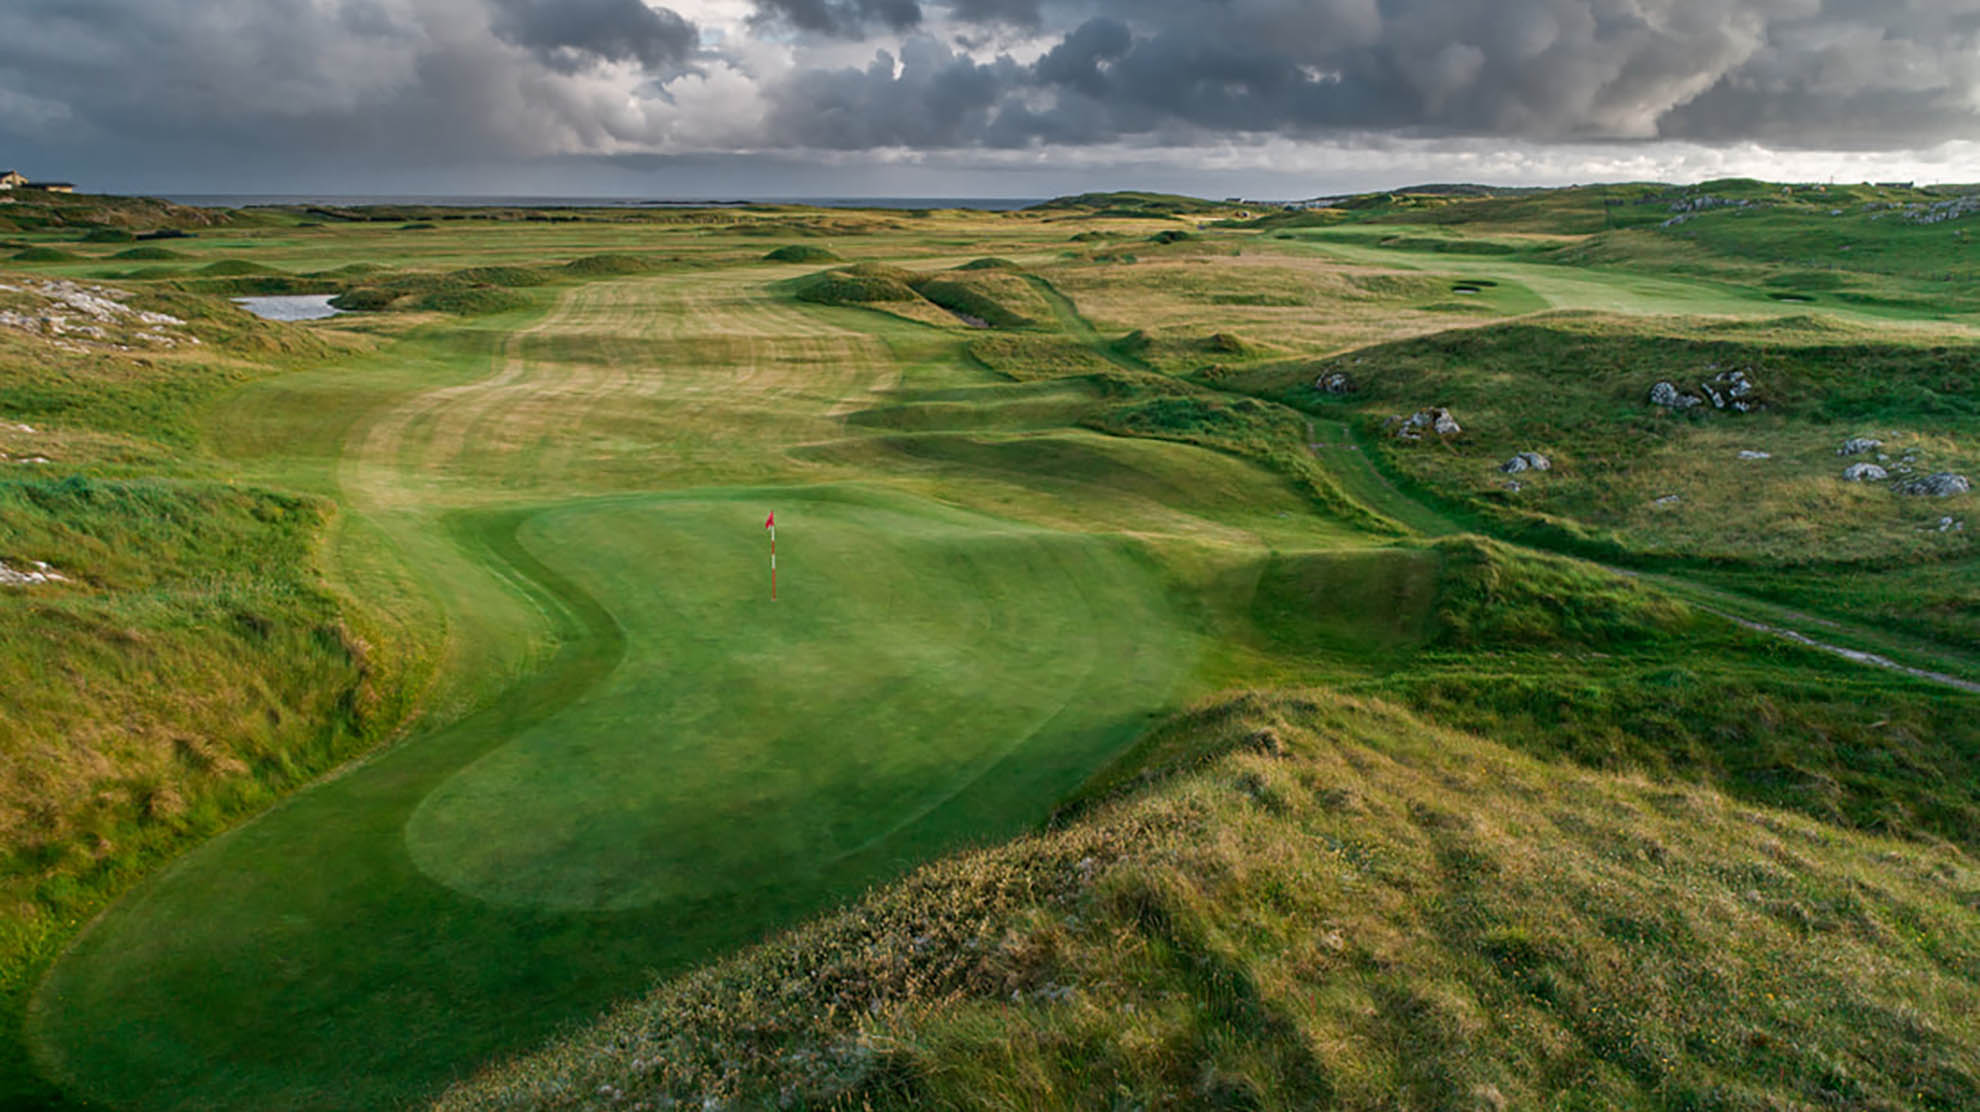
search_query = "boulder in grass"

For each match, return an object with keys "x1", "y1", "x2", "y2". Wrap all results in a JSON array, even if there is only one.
[
  {"x1": 1315, "y1": 371, "x2": 1355, "y2": 395},
  {"x1": 1501, "y1": 452, "x2": 1551, "y2": 474},
  {"x1": 1649, "y1": 381, "x2": 1702, "y2": 410},
  {"x1": 1842, "y1": 463, "x2": 1889, "y2": 482},
  {"x1": 1838, "y1": 437, "x2": 1883, "y2": 457},
  {"x1": 1895, "y1": 473, "x2": 1971, "y2": 497},
  {"x1": 1393, "y1": 407, "x2": 1461, "y2": 441}
]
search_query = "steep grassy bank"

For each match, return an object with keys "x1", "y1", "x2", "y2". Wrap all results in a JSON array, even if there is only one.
[
  {"x1": 440, "y1": 686, "x2": 1980, "y2": 1112},
  {"x1": 0, "y1": 272, "x2": 432, "y2": 1106}
]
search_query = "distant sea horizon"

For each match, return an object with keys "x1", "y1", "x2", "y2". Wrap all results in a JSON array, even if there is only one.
[{"x1": 162, "y1": 193, "x2": 1046, "y2": 211}]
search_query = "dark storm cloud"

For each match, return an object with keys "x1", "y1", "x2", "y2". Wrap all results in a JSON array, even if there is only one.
[
  {"x1": 749, "y1": 0, "x2": 924, "y2": 37},
  {"x1": 947, "y1": 0, "x2": 1043, "y2": 29},
  {"x1": 489, "y1": 0, "x2": 697, "y2": 72},
  {"x1": 0, "y1": 0, "x2": 1977, "y2": 193},
  {"x1": 768, "y1": 37, "x2": 1028, "y2": 147},
  {"x1": 0, "y1": 0, "x2": 700, "y2": 173},
  {"x1": 747, "y1": 0, "x2": 1046, "y2": 36},
  {"x1": 763, "y1": 0, "x2": 1980, "y2": 150}
]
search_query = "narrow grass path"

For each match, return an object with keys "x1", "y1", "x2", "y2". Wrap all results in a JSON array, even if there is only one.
[{"x1": 1021, "y1": 273, "x2": 1159, "y2": 375}]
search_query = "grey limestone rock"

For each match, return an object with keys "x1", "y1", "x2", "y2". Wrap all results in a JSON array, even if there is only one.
[{"x1": 1896, "y1": 473, "x2": 1971, "y2": 497}]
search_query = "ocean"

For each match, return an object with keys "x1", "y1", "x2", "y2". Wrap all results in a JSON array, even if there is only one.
[{"x1": 163, "y1": 194, "x2": 1043, "y2": 211}]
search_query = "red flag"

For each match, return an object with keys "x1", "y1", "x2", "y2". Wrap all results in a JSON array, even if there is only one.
[{"x1": 764, "y1": 512, "x2": 775, "y2": 529}]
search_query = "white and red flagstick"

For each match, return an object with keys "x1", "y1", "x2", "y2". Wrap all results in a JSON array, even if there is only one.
[{"x1": 765, "y1": 511, "x2": 776, "y2": 601}]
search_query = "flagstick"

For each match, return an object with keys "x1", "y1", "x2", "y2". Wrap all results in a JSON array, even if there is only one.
[{"x1": 769, "y1": 520, "x2": 777, "y2": 602}]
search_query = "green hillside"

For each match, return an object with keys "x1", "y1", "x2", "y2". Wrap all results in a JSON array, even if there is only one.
[{"x1": 4, "y1": 181, "x2": 1979, "y2": 1111}]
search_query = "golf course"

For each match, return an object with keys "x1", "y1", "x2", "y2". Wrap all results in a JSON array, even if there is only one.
[{"x1": 5, "y1": 183, "x2": 1980, "y2": 1109}]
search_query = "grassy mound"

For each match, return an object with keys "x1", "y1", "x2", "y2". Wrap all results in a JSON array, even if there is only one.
[
  {"x1": 794, "y1": 263, "x2": 923, "y2": 304},
  {"x1": 80, "y1": 229, "x2": 136, "y2": 244},
  {"x1": 563, "y1": 253, "x2": 662, "y2": 276},
  {"x1": 795, "y1": 264, "x2": 1052, "y2": 329},
  {"x1": 328, "y1": 287, "x2": 396, "y2": 311},
  {"x1": 955, "y1": 257, "x2": 1019, "y2": 270},
  {"x1": 446, "y1": 265, "x2": 552, "y2": 288},
  {"x1": 199, "y1": 259, "x2": 276, "y2": 276},
  {"x1": 324, "y1": 268, "x2": 544, "y2": 315},
  {"x1": 763, "y1": 244, "x2": 842, "y2": 263},
  {"x1": 912, "y1": 272, "x2": 1051, "y2": 328},
  {"x1": 439, "y1": 689, "x2": 1980, "y2": 1112},
  {"x1": 9, "y1": 248, "x2": 76, "y2": 263},
  {"x1": 415, "y1": 286, "x2": 530, "y2": 315},
  {"x1": 111, "y1": 246, "x2": 189, "y2": 261}
]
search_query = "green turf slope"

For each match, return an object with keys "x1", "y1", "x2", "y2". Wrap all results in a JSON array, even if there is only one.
[
  {"x1": 31, "y1": 487, "x2": 1197, "y2": 1109},
  {"x1": 409, "y1": 489, "x2": 1193, "y2": 912}
]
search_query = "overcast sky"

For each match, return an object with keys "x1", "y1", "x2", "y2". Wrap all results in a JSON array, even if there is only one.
[{"x1": 3, "y1": 0, "x2": 1978, "y2": 199}]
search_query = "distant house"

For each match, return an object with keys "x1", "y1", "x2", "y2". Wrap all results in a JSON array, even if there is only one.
[
  {"x1": 0, "y1": 171, "x2": 26, "y2": 190},
  {"x1": 28, "y1": 182, "x2": 76, "y2": 194}
]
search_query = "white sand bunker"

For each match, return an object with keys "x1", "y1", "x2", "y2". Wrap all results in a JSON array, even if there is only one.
[
  {"x1": 0, "y1": 279, "x2": 195, "y2": 349},
  {"x1": 0, "y1": 560, "x2": 68, "y2": 586}
]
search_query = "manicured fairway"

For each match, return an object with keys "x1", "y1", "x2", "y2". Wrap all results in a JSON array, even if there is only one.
[
  {"x1": 33, "y1": 489, "x2": 1197, "y2": 1110},
  {"x1": 28, "y1": 262, "x2": 1319, "y2": 1109},
  {"x1": 1282, "y1": 227, "x2": 1980, "y2": 329}
]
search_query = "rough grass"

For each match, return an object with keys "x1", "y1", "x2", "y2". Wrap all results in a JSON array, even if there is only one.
[
  {"x1": 1235, "y1": 313, "x2": 1980, "y2": 566},
  {"x1": 0, "y1": 301, "x2": 414, "y2": 1104},
  {"x1": 912, "y1": 272, "x2": 1051, "y2": 328},
  {"x1": 0, "y1": 476, "x2": 380, "y2": 939},
  {"x1": 563, "y1": 253, "x2": 664, "y2": 277},
  {"x1": 793, "y1": 263, "x2": 1052, "y2": 330},
  {"x1": 438, "y1": 688, "x2": 1980, "y2": 1112},
  {"x1": 111, "y1": 246, "x2": 190, "y2": 261},
  {"x1": 763, "y1": 244, "x2": 842, "y2": 263}
]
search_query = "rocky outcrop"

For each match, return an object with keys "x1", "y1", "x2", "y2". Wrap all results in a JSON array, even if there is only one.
[
  {"x1": 1500, "y1": 452, "x2": 1551, "y2": 474},
  {"x1": 1837, "y1": 438, "x2": 1883, "y2": 457},
  {"x1": 1651, "y1": 367, "x2": 1763, "y2": 413},
  {"x1": 0, "y1": 560, "x2": 67, "y2": 587},
  {"x1": 1895, "y1": 473, "x2": 1971, "y2": 497},
  {"x1": 1842, "y1": 463, "x2": 1889, "y2": 482},
  {"x1": 1700, "y1": 369, "x2": 1759, "y2": 412},
  {"x1": 1648, "y1": 381, "x2": 1701, "y2": 410},
  {"x1": 1315, "y1": 371, "x2": 1355, "y2": 395},
  {"x1": 1738, "y1": 450, "x2": 1772, "y2": 460},
  {"x1": 1387, "y1": 407, "x2": 1461, "y2": 441}
]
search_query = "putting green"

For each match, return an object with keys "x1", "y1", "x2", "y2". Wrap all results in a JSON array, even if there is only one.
[
  {"x1": 30, "y1": 486, "x2": 1199, "y2": 1110},
  {"x1": 409, "y1": 490, "x2": 1192, "y2": 911}
]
